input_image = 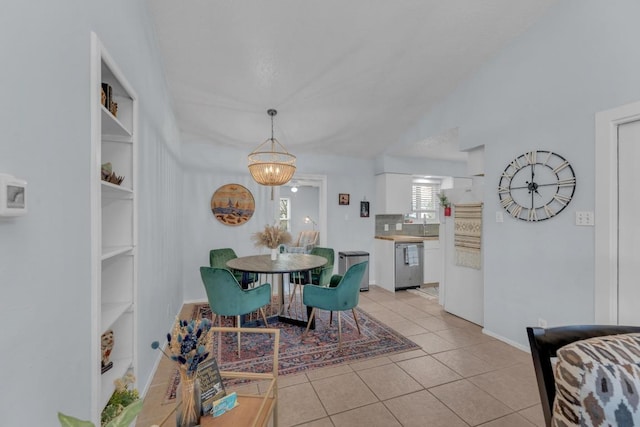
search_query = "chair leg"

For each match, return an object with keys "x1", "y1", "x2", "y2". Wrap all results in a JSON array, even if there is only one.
[
  {"x1": 352, "y1": 308, "x2": 361, "y2": 335},
  {"x1": 216, "y1": 315, "x2": 222, "y2": 362},
  {"x1": 236, "y1": 315, "x2": 241, "y2": 357},
  {"x1": 303, "y1": 308, "x2": 316, "y2": 339},
  {"x1": 329, "y1": 311, "x2": 333, "y2": 325},
  {"x1": 338, "y1": 311, "x2": 342, "y2": 348},
  {"x1": 259, "y1": 307, "x2": 269, "y2": 327},
  {"x1": 288, "y1": 283, "x2": 299, "y2": 307}
]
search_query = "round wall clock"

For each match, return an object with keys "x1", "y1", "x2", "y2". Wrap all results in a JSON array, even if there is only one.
[
  {"x1": 498, "y1": 150, "x2": 576, "y2": 221},
  {"x1": 210, "y1": 183, "x2": 255, "y2": 226}
]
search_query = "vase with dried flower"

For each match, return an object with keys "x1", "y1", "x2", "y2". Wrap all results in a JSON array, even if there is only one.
[
  {"x1": 251, "y1": 223, "x2": 292, "y2": 260},
  {"x1": 151, "y1": 318, "x2": 212, "y2": 427}
]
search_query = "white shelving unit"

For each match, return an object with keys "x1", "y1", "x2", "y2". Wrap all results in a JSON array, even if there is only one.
[{"x1": 90, "y1": 32, "x2": 138, "y2": 424}]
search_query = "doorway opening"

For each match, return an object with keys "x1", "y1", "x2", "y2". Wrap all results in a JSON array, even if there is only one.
[{"x1": 276, "y1": 174, "x2": 327, "y2": 247}]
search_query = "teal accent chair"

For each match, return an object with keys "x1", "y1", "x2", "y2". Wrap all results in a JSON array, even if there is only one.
[
  {"x1": 288, "y1": 247, "x2": 335, "y2": 308},
  {"x1": 209, "y1": 248, "x2": 258, "y2": 288},
  {"x1": 200, "y1": 267, "x2": 271, "y2": 357},
  {"x1": 302, "y1": 260, "x2": 368, "y2": 347}
]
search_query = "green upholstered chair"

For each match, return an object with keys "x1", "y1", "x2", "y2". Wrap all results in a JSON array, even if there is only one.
[
  {"x1": 302, "y1": 260, "x2": 368, "y2": 347},
  {"x1": 200, "y1": 266, "x2": 271, "y2": 357},
  {"x1": 288, "y1": 247, "x2": 335, "y2": 308},
  {"x1": 209, "y1": 248, "x2": 258, "y2": 288}
]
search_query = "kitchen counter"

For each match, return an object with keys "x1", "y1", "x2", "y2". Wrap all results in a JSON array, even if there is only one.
[{"x1": 375, "y1": 235, "x2": 438, "y2": 242}]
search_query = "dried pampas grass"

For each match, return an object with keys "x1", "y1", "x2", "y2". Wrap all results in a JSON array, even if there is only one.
[{"x1": 252, "y1": 224, "x2": 292, "y2": 249}]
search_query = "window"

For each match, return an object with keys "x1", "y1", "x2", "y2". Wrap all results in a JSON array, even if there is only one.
[
  {"x1": 409, "y1": 177, "x2": 441, "y2": 223},
  {"x1": 279, "y1": 197, "x2": 291, "y2": 231}
]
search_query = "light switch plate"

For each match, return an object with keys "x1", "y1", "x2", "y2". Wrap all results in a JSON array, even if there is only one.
[
  {"x1": 496, "y1": 211, "x2": 503, "y2": 223},
  {"x1": 384, "y1": 224, "x2": 389, "y2": 231},
  {"x1": 395, "y1": 223, "x2": 402, "y2": 231}
]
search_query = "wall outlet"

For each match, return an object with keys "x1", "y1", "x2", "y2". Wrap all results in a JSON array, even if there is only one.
[
  {"x1": 395, "y1": 223, "x2": 402, "y2": 231},
  {"x1": 384, "y1": 224, "x2": 389, "y2": 231},
  {"x1": 537, "y1": 318, "x2": 548, "y2": 328},
  {"x1": 575, "y1": 211, "x2": 594, "y2": 226},
  {"x1": 496, "y1": 211, "x2": 504, "y2": 223}
]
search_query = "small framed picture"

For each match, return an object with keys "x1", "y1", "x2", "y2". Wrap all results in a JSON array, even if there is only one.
[
  {"x1": 360, "y1": 201, "x2": 370, "y2": 217},
  {"x1": 338, "y1": 193, "x2": 350, "y2": 205},
  {"x1": 0, "y1": 174, "x2": 27, "y2": 217}
]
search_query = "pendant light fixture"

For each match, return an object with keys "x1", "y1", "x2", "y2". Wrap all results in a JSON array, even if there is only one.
[{"x1": 248, "y1": 109, "x2": 296, "y2": 193}]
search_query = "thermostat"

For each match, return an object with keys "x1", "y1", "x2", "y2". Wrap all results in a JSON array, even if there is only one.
[{"x1": 0, "y1": 173, "x2": 27, "y2": 217}]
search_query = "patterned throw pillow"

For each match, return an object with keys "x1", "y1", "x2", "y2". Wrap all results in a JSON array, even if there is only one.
[
  {"x1": 580, "y1": 363, "x2": 640, "y2": 426},
  {"x1": 552, "y1": 333, "x2": 640, "y2": 427}
]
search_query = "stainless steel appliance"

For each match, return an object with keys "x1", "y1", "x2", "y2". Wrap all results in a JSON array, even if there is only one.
[
  {"x1": 338, "y1": 251, "x2": 369, "y2": 291},
  {"x1": 395, "y1": 243, "x2": 423, "y2": 290}
]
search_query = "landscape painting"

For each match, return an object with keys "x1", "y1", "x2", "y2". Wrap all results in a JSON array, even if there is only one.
[{"x1": 211, "y1": 183, "x2": 255, "y2": 226}]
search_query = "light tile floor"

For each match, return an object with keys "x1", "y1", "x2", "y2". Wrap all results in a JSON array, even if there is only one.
[{"x1": 136, "y1": 286, "x2": 544, "y2": 427}]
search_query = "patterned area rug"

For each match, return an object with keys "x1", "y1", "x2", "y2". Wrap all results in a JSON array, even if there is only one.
[{"x1": 163, "y1": 303, "x2": 419, "y2": 403}]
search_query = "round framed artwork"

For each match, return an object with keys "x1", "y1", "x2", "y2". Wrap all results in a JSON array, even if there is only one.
[{"x1": 210, "y1": 183, "x2": 255, "y2": 226}]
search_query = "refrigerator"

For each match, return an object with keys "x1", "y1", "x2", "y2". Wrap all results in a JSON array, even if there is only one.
[{"x1": 338, "y1": 251, "x2": 369, "y2": 291}]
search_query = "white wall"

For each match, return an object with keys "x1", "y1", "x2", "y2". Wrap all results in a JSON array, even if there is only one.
[
  {"x1": 0, "y1": 1, "x2": 183, "y2": 423},
  {"x1": 181, "y1": 141, "x2": 376, "y2": 301},
  {"x1": 402, "y1": 0, "x2": 640, "y2": 347},
  {"x1": 440, "y1": 181, "x2": 484, "y2": 325}
]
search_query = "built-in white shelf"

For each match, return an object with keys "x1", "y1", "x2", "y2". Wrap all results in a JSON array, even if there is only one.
[
  {"x1": 91, "y1": 32, "x2": 138, "y2": 425},
  {"x1": 101, "y1": 105, "x2": 132, "y2": 137},
  {"x1": 102, "y1": 181, "x2": 133, "y2": 198},
  {"x1": 101, "y1": 246, "x2": 134, "y2": 260}
]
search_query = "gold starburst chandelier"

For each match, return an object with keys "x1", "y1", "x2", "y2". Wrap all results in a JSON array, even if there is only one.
[{"x1": 248, "y1": 109, "x2": 296, "y2": 188}]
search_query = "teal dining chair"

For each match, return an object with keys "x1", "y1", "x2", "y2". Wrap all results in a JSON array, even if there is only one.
[
  {"x1": 200, "y1": 266, "x2": 271, "y2": 357},
  {"x1": 209, "y1": 248, "x2": 258, "y2": 288},
  {"x1": 288, "y1": 247, "x2": 335, "y2": 308},
  {"x1": 302, "y1": 260, "x2": 368, "y2": 347}
]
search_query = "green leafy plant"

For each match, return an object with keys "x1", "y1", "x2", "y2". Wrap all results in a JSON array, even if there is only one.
[
  {"x1": 58, "y1": 373, "x2": 142, "y2": 427},
  {"x1": 57, "y1": 399, "x2": 143, "y2": 427},
  {"x1": 101, "y1": 373, "x2": 139, "y2": 426},
  {"x1": 437, "y1": 192, "x2": 450, "y2": 208}
]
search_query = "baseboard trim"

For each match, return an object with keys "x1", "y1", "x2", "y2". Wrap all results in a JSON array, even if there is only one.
[{"x1": 482, "y1": 328, "x2": 530, "y2": 353}]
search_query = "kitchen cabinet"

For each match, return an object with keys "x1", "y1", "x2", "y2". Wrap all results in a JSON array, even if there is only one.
[
  {"x1": 374, "y1": 238, "x2": 395, "y2": 292},
  {"x1": 375, "y1": 173, "x2": 412, "y2": 214},
  {"x1": 423, "y1": 239, "x2": 441, "y2": 284}
]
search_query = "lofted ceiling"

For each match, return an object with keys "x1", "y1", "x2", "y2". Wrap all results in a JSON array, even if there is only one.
[{"x1": 147, "y1": 0, "x2": 557, "y2": 161}]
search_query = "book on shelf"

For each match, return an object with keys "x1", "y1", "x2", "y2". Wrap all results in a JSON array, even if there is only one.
[
  {"x1": 197, "y1": 357, "x2": 226, "y2": 415},
  {"x1": 101, "y1": 83, "x2": 112, "y2": 110},
  {"x1": 211, "y1": 392, "x2": 238, "y2": 417}
]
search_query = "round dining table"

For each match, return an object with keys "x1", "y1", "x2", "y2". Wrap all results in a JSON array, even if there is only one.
[{"x1": 227, "y1": 253, "x2": 327, "y2": 328}]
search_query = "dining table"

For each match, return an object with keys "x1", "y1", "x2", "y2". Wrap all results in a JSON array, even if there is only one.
[{"x1": 226, "y1": 253, "x2": 327, "y2": 329}]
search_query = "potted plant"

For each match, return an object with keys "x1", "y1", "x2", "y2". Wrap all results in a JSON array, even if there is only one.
[
  {"x1": 58, "y1": 373, "x2": 141, "y2": 427},
  {"x1": 437, "y1": 192, "x2": 451, "y2": 217}
]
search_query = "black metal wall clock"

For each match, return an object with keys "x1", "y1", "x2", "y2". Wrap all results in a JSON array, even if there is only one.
[{"x1": 498, "y1": 150, "x2": 576, "y2": 221}]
